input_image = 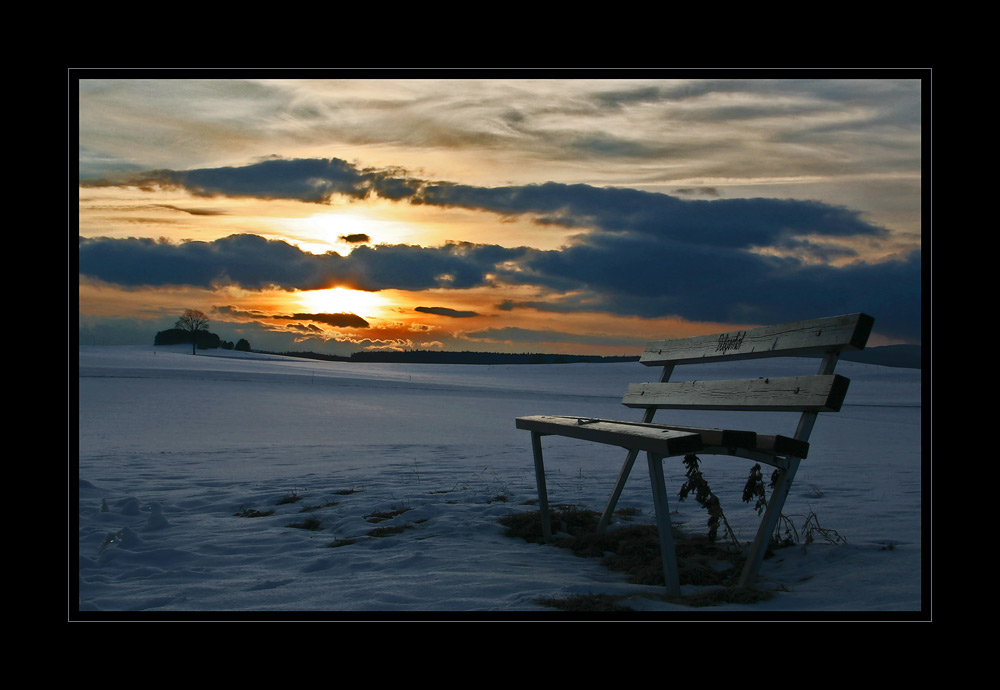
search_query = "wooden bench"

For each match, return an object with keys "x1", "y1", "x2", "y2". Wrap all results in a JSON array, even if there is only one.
[{"x1": 515, "y1": 313, "x2": 874, "y2": 596}]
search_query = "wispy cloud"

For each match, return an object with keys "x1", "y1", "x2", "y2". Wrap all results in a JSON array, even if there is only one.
[{"x1": 78, "y1": 77, "x2": 922, "y2": 186}]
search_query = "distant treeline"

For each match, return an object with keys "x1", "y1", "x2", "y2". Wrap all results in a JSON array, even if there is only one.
[
  {"x1": 265, "y1": 349, "x2": 640, "y2": 365},
  {"x1": 352, "y1": 350, "x2": 640, "y2": 364},
  {"x1": 267, "y1": 344, "x2": 921, "y2": 368}
]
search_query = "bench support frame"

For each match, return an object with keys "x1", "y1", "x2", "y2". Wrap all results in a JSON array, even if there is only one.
[
  {"x1": 647, "y1": 450, "x2": 681, "y2": 595},
  {"x1": 519, "y1": 314, "x2": 871, "y2": 598}
]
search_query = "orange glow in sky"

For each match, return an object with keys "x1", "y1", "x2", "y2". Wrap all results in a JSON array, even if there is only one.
[
  {"x1": 296, "y1": 287, "x2": 389, "y2": 318},
  {"x1": 77, "y1": 75, "x2": 923, "y2": 354}
]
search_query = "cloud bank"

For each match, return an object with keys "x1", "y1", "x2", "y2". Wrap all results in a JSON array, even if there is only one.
[
  {"x1": 79, "y1": 157, "x2": 921, "y2": 341},
  {"x1": 84, "y1": 156, "x2": 890, "y2": 249}
]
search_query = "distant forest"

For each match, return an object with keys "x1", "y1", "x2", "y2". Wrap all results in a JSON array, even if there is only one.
[
  {"x1": 267, "y1": 349, "x2": 640, "y2": 365},
  {"x1": 156, "y1": 329, "x2": 921, "y2": 369},
  {"x1": 265, "y1": 344, "x2": 922, "y2": 368}
]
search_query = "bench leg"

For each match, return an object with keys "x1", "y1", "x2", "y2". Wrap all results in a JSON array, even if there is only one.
[
  {"x1": 597, "y1": 402, "x2": 662, "y2": 532},
  {"x1": 597, "y1": 447, "x2": 640, "y2": 532},
  {"x1": 530, "y1": 431, "x2": 553, "y2": 542},
  {"x1": 738, "y1": 456, "x2": 801, "y2": 588},
  {"x1": 647, "y1": 452, "x2": 681, "y2": 597}
]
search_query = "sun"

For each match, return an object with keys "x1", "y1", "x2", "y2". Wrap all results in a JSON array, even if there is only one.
[{"x1": 297, "y1": 287, "x2": 387, "y2": 318}]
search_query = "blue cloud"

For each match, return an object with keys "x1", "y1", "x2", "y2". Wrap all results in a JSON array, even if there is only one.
[
  {"x1": 78, "y1": 235, "x2": 528, "y2": 293},
  {"x1": 415, "y1": 306, "x2": 480, "y2": 318},
  {"x1": 417, "y1": 180, "x2": 887, "y2": 252},
  {"x1": 79, "y1": 157, "x2": 921, "y2": 341},
  {"x1": 78, "y1": 234, "x2": 334, "y2": 290}
]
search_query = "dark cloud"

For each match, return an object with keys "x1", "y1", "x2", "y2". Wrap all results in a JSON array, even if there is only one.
[
  {"x1": 149, "y1": 157, "x2": 371, "y2": 202},
  {"x1": 214, "y1": 305, "x2": 268, "y2": 319},
  {"x1": 79, "y1": 157, "x2": 920, "y2": 341},
  {"x1": 672, "y1": 187, "x2": 721, "y2": 197},
  {"x1": 81, "y1": 157, "x2": 416, "y2": 204},
  {"x1": 417, "y1": 180, "x2": 887, "y2": 252},
  {"x1": 214, "y1": 305, "x2": 369, "y2": 330},
  {"x1": 415, "y1": 306, "x2": 479, "y2": 318},
  {"x1": 289, "y1": 322, "x2": 324, "y2": 333},
  {"x1": 495, "y1": 297, "x2": 603, "y2": 314},
  {"x1": 341, "y1": 242, "x2": 530, "y2": 291},
  {"x1": 371, "y1": 175, "x2": 424, "y2": 200},
  {"x1": 464, "y1": 326, "x2": 632, "y2": 348},
  {"x1": 276, "y1": 312, "x2": 370, "y2": 328},
  {"x1": 153, "y1": 204, "x2": 227, "y2": 216},
  {"x1": 78, "y1": 234, "x2": 336, "y2": 290},
  {"x1": 83, "y1": 156, "x2": 888, "y2": 252},
  {"x1": 519, "y1": 234, "x2": 921, "y2": 340},
  {"x1": 79, "y1": 234, "x2": 529, "y2": 293},
  {"x1": 339, "y1": 233, "x2": 371, "y2": 244}
]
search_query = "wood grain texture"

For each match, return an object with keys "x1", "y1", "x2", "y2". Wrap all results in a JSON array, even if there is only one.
[
  {"x1": 515, "y1": 415, "x2": 703, "y2": 456},
  {"x1": 640, "y1": 313, "x2": 873, "y2": 366},
  {"x1": 517, "y1": 416, "x2": 809, "y2": 459},
  {"x1": 622, "y1": 374, "x2": 850, "y2": 412}
]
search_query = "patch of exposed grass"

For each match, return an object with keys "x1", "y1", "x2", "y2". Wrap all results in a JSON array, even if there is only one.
[
  {"x1": 233, "y1": 506, "x2": 275, "y2": 518},
  {"x1": 286, "y1": 517, "x2": 323, "y2": 531},
  {"x1": 299, "y1": 501, "x2": 337, "y2": 512},
  {"x1": 364, "y1": 506, "x2": 412, "y2": 523},
  {"x1": 498, "y1": 506, "x2": 599, "y2": 544},
  {"x1": 499, "y1": 508, "x2": 770, "y2": 606},
  {"x1": 276, "y1": 492, "x2": 302, "y2": 505},
  {"x1": 368, "y1": 524, "x2": 413, "y2": 538},
  {"x1": 614, "y1": 506, "x2": 641, "y2": 521},
  {"x1": 538, "y1": 593, "x2": 634, "y2": 612},
  {"x1": 684, "y1": 586, "x2": 772, "y2": 607}
]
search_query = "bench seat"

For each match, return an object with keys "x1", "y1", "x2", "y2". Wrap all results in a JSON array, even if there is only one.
[
  {"x1": 515, "y1": 415, "x2": 703, "y2": 457},
  {"x1": 516, "y1": 415, "x2": 809, "y2": 466}
]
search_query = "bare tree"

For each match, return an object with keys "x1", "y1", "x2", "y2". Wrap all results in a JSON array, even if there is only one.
[{"x1": 175, "y1": 309, "x2": 210, "y2": 354}]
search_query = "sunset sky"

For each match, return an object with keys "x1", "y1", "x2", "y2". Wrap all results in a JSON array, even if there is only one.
[{"x1": 76, "y1": 72, "x2": 926, "y2": 356}]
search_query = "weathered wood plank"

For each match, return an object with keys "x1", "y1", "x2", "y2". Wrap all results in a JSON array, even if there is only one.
[
  {"x1": 531, "y1": 418, "x2": 754, "y2": 451},
  {"x1": 753, "y1": 433, "x2": 809, "y2": 459},
  {"x1": 515, "y1": 415, "x2": 702, "y2": 457},
  {"x1": 519, "y1": 417, "x2": 809, "y2": 459},
  {"x1": 644, "y1": 423, "x2": 809, "y2": 459},
  {"x1": 640, "y1": 313, "x2": 873, "y2": 366},
  {"x1": 622, "y1": 375, "x2": 850, "y2": 412}
]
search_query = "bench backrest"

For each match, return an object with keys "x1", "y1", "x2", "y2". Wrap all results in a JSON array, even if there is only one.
[
  {"x1": 637, "y1": 313, "x2": 874, "y2": 368},
  {"x1": 622, "y1": 313, "x2": 874, "y2": 448}
]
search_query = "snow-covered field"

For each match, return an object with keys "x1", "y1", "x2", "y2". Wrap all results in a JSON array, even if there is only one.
[{"x1": 74, "y1": 345, "x2": 926, "y2": 619}]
